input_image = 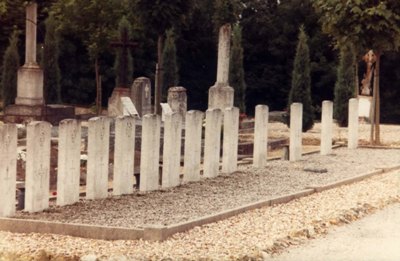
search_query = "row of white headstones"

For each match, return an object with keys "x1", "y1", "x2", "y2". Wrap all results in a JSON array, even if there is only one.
[{"x1": 0, "y1": 98, "x2": 359, "y2": 217}]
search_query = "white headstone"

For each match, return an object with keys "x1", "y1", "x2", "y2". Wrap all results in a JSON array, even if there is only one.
[
  {"x1": 320, "y1": 101, "x2": 333, "y2": 155},
  {"x1": 162, "y1": 113, "x2": 182, "y2": 188},
  {"x1": 183, "y1": 110, "x2": 204, "y2": 182},
  {"x1": 0, "y1": 124, "x2": 17, "y2": 217},
  {"x1": 121, "y1": 97, "x2": 139, "y2": 118},
  {"x1": 140, "y1": 114, "x2": 161, "y2": 191},
  {"x1": 222, "y1": 107, "x2": 239, "y2": 173},
  {"x1": 253, "y1": 105, "x2": 269, "y2": 167},
  {"x1": 160, "y1": 102, "x2": 173, "y2": 121},
  {"x1": 289, "y1": 103, "x2": 303, "y2": 161},
  {"x1": 348, "y1": 98, "x2": 359, "y2": 149},
  {"x1": 203, "y1": 109, "x2": 223, "y2": 178},
  {"x1": 25, "y1": 121, "x2": 51, "y2": 212},
  {"x1": 86, "y1": 117, "x2": 110, "y2": 199},
  {"x1": 167, "y1": 87, "x2": 187, "y2": 122},
  {"x1": 131, "y1": 77, "x2": 152, "y2": 117},
  {"x1": 113, "y1": 116, "x2": 135, "y2": 195},
  {"x1": 57, "y1": 119, "x2": 81, "y2": 206}
]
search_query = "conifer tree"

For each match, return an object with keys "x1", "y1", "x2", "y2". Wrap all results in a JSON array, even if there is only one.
[
  {"x1": 334, "y1": 43, "x2": 356, "y2": 127},
  {"x1": 1, "y1": 30, "x2": 19, "y2": 108},
  {"x1": 229, "y1": 24, "x2": 246, "y2": 112},
  {"x1": 287, "y1": 26, "x2": 314, "y2": 131},
  {"x1": 43, "y1": 13, "x2": 61, "y2": 103},
  {"x1": 114, "y1": 16, "x2": 133, "y2": 88},
  {"x1": 162, "y1": 29, "x2": 179, "y2": 100}
]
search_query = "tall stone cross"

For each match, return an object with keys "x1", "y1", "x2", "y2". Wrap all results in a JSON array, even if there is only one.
[
  {"x1": 111, "y1": 29, "x2": 138, "y2": 88},
  {"x1": 208, "y1": 24, "x2": 234, "y2": 110},
  {"x1": 15, "y1": 2, "x2": 44, "y2": 106}
]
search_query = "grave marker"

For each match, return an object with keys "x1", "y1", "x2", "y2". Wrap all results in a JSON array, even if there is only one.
[
  {"x1": 253, "y1": 105, "x2": 269, "y2": 168},
  {"x1": 222, "y1": 107, "x2": 239, "y2": 173},
  {"x1": 203, "y1": 109, "x2": 223, "y2": 178}
]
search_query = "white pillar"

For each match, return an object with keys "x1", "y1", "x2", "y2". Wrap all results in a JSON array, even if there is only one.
[
  {"x1": 140, "y1": 114, "x2": 161, "y2": 191},
  {"x1": 183, "y1": 110, "x2": 204, "y2": 182},
  {"x1": 222, "y1": 107, "x2": 239, "y2": 173},
  {"x1": 320, "y1": 101, "x2": 333, "y2": 155},
  {"x1": 86, "y1": 117, "x2": 110, "y2": 200},
  {"x1": 203, "y1": 109, "x2": 223, "y2": 178},
  {"x1": 57, "y1": 119, "x2": 81, "y2": 206},
  {"x1": 0, "y1": 124, "x2": 17, "y2": 217},
  {"x1": 290, "y1": 103, "x2": 303, "y2": 161},
  {"x1": 25, "y1": 121, "x2": 51, "y2": 212},
  {"x1": 253, "y1": 105, "x2": 269, "y2": 167},
  {"x1": 113, "y1": 116, "x2": 135, "y2": 196},
  {"x1": 162, "y1": 113, "x2": 182, "y2": 188},
  {"x1": 348, "y1": 98, "x2": 359, "y2": 149},
  {"x1": 216, "y1": 24, "x2": 231, "y2": 85}
]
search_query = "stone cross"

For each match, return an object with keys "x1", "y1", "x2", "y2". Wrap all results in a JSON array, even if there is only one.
[
  {"x1": 25, "y1": 2, "x2": 38, "y2": 66},
  {"x1": 216, "y1": 24, "x2": 231, "y2": 86}
]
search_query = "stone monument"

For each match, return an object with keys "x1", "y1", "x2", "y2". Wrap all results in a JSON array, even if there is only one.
[
  {"x1": 208, "y1": 24, "x2": 234, "y2": 110},
  {"x1": 167, "y1": 86, "x2": 187, "y2": 122},
  {"x1": 131, "y1": 77, "x2": 152, "y2": 117},
  {"x1": 4, "y1": 2, "x2": 74, "y2": 124}
]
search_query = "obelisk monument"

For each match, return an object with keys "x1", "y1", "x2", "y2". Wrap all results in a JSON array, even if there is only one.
[
  {"x1": 208, "y1": 24, "x2": 234, "y2": 110},
  {"x1": 15, "y1": 2, "x2": 44, "y2": 106}
]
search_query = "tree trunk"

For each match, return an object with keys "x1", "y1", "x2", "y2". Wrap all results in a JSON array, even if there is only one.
[
  {"x1": 374, "y1": 52, "x2": 381, "y2": 144},
  {"x1": 95, "y1": 58, "x2": 101, "y2": 115},
  {"x1": 154, "y1": 34, "x2": 164, "y2": 114}
]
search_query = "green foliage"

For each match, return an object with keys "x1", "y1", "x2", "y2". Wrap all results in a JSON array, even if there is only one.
[
  {"x1": 212, "y1": 0, "x2": 241, "y2": 30},
  {"x1": 42, "y1": 13, "x2": 61, "y2": 104},
  {"x1": 162, "y1": 29, "x2": 179, "y2": 100},
  {"x1": 1, "y1": 30, "x2": 20, "y2": 107},
  {"x1": 312, "y1": 0, "x2": 400, "y2": 52},
  {"x1": 114, "y1": 16, "x2": 133, "y2": 88},
  {"x1": 287, "y1": 26, "x2": 314, "y2": 132},
  {"x1": 229, "y1": 24, "x2": 246, "y2": 113},
  {"x1": 334, "y1": 43, "x2": 356, "y2": 127}
]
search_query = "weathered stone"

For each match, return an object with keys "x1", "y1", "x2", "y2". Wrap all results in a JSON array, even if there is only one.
[
  {"x1": 320, "y1": 100, "x2": 333, "y2": 155},
  {"x1": 86, "y1": 117, "x2": 110, "y2": 199},
  {"x1": 183, "y1": 110, "x2": 203, "y2": 182},
  {"x1": 222, "y1": 107, "x2": 239, "y2": 173},
  {"x1": 348, "y1": 98, "x2": 359, "y2": 149},
  {"x1": 57, "y1": 119, "x2": 81, "y2": 206},
  {"x1": 162, "y1": 113, "x2": 182, "y2": 188},
  {"x1": 107, "y1": 88, "x2": 130, "y2": 117},
  {"x1": 167, "y1": 87, "x2": 187, "y2": 122},
  {"x1": 0, "y1": 124, "x2": 17, "y2": 217},
  {"x1": 131, "y1": 77, "x2": 152, "y2": 117},
  {"x1": 113, "y1": 116, "x2": 135, "y2": 195},
  {"x1": 203, "y1": 109, "x2": 223, "y2": 178},
  {"x1": 140, "y1": 114, "x2": 161, "y2": 191},
  {"x1": 121, "y1": 97, "x2": 139, "y2": 117},
  {"x1": 160, "y1": 103, "x2": 173, "y2": 122},
  {"x1": 25, "y1": 121, "x2": 51, "y2": 212},
  {"x1": 289, "y1": 103, "x2": 302, "y2": 161},
  {"x1": 253, "y1": 105, "x2": 269, "y2": 168}
]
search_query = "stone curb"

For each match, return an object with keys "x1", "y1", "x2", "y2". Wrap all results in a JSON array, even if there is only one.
[{"x1": 1, "y1": 164, "x2": 399, "y2": 242}]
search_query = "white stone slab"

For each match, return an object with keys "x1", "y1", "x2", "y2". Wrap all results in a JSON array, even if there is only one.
[
  {"x1": 140, "y1": 114, "x2": 161, "y2": 191},
  {"x1": 183, "y1": 110, "x2": 204, "y2": 182},
  {"x1": 113, "y1": 116, "x2": 135, "y2": 195},
  {"x1": 161, "y1": 103, "x2": 173, "y2": 122},
  {"x1": 121, "y1": 97, "x2": 139, "y2": 118},
  {"x1": 203, "y1": 109, "x2": 223, "y2": 178},
  {"x1": 25, "y1": 121, "x2": 51, "y2": 212},
  {"x1": 162, "y1": 113, "x2": 182, "y2": 188},
  {"x1": 86, "y1": 117, "x2": 110, "y2": 199},
  {"x1": 253, "y1": 105, "x2": 269, "y2": 168},
  {"x1": 348, "y1": 98, "x2": 359, "y2": 149},
  {"x1": 0, "y1": 124, "x2": 17, "y2": 217},
  {"x1": 320, "y1": 101, "x2": 333, "y2": 155},
  {"x1": 57, "y1": 119, "x2": 81, "y2": 206},
  {"x1": 222, "y1": 107, "x2": 239, "y2": 173},
  {"x1": 358, "y1": 95, "x2": 371, "y2": 119},
  {"x1": 289, "y1": 103, "x2": 303, "y2": 161}
]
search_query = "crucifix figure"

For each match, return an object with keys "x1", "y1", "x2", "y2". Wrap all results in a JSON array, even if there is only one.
[{"x1": 111, "y1": 25, "x2": 138, "y2": 88}]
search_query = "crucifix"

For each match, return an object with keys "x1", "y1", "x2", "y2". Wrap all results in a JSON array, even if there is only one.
[{"x1": 111, "y1": 28, "x2": 138, "y2": 88}]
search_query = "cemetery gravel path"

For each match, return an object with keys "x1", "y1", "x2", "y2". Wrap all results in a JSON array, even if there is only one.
[{"x1": 0, "y1": 167, "x2": 399, "y2": 260}]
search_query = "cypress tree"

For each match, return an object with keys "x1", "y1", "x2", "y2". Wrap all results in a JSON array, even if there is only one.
[
  {"x1": 229, "y1": 24, "x2": 246, "y2": 113},
  {"x1": 114, "y1": 16, "x2": 133, "y2": 88},
  {"x1": 1, "y1": 30, "x2": 20, "y2": 108},
  {"x1": 42, "y1": 14, "x2": 61, "y2": 103},
  {"x1": 334, "y1": 43, "x2": 356, "y2": 127},
  {"x1": 162, "y1": 29, "x2": 179, "y2": 100},
  {"x1": 287, "y1": 26, "x2": 314, "y2": 132}
]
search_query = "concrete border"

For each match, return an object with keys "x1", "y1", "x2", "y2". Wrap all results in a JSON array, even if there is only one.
[{"x1": 1, "y1": 164, "x2": 399, "y2": 241}]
